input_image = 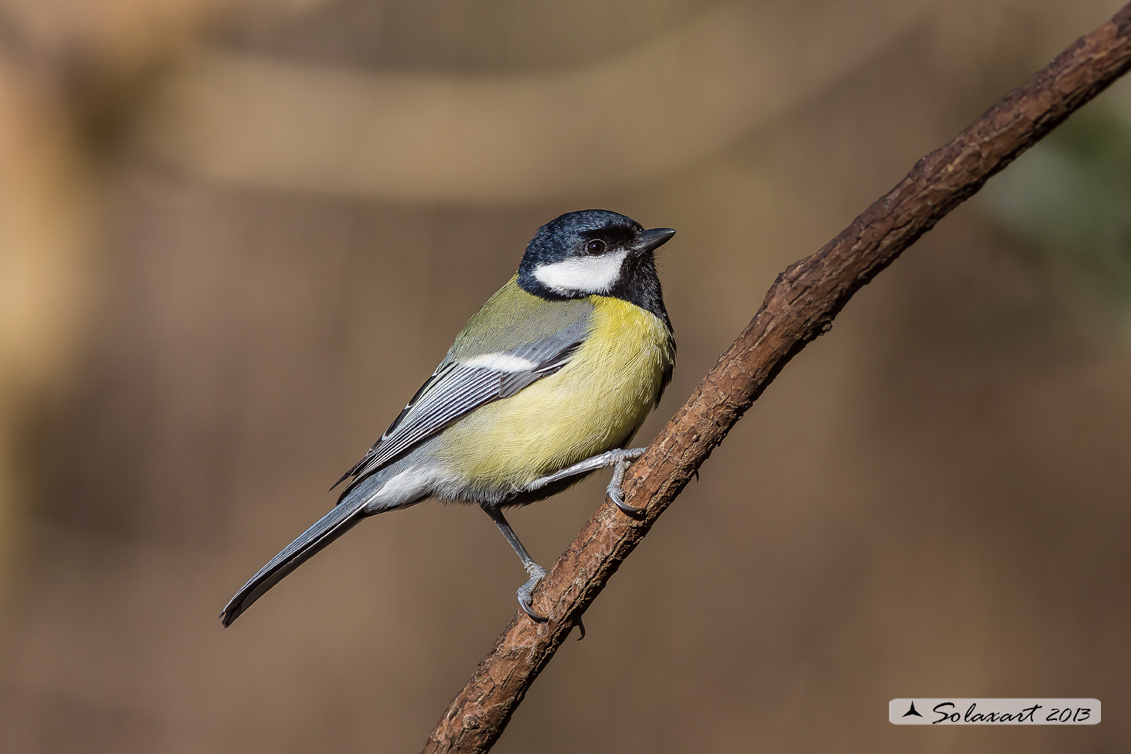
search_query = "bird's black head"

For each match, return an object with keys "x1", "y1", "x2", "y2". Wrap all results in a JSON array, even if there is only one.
[{"x1": 517, "y1": 209, "x2": 675, "y2": 325}]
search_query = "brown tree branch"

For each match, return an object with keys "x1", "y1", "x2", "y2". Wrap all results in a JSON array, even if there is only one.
[{"x1": 423, "y1": 5, "x2": 1131, "y2": 752}]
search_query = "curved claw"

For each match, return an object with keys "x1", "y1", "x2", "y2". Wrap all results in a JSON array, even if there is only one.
[
  {"x1": 610, "y1": 490, "x2": 646, "y2": 520},
  {"x1": 516, "y1": 567, "x2": 548, "y2": 623},
  {"x1": 518, "y1": 596, "x2": 549, "y2": 623}
]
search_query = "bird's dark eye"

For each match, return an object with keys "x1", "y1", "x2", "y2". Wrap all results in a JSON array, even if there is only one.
[{"x1": 584, "y1": 239, "x2": 607, "y2": 256}]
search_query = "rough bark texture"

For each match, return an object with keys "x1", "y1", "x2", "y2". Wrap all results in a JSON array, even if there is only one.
[{"x1": 423, "y1": 5, "x2": 1131, "y2": 752}]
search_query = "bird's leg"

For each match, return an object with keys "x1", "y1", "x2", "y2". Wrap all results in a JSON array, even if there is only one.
[
  {"x1": 522, "y1": 447, "x2": 648, "y2": 516},
  {"x1": 483, "y1": 506, "x2": 548, "y2": 622}
]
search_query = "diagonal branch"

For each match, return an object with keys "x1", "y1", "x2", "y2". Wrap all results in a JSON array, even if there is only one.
[{"x1": 423, "y1": 5, "x2": 1131, "y2": 752}]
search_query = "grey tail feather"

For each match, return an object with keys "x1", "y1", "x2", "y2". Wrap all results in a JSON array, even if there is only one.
[{"x1": 220, "y1": 496, "x2": 368, "y2": 627}]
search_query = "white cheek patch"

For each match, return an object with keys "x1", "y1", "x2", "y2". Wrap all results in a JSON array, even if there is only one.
[
  {"x1": 532, "y1": 250, "x2": 628, "y2": 295},
  {"x1": 461, "y1": 353, "x2": 538, "y2": 372}
]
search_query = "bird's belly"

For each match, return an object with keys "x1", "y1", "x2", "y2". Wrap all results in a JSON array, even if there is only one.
[{"x1": 436, "y1": 298, "x2": 673, "y2": 500}]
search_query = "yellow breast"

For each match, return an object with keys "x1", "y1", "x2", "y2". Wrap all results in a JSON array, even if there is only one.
[{"x1": 436, "y1": 296, "x2": 674, "y2": 495}]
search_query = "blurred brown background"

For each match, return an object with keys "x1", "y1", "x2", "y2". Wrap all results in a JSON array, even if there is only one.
[{"x1": 1, "y1": 0, "x2": 1129, "y2": 752}]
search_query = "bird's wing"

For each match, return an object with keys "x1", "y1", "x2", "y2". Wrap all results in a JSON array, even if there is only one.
[{"x1": 331, "y1": 308, "x2": 592, "y2": 494}]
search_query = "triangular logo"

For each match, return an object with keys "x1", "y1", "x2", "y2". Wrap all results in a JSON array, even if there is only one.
[{"x1": 902, "y1": 701, "x2": 923, "y2": 718}]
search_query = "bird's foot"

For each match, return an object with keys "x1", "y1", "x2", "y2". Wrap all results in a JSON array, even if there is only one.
[
  {"x1": 607, "y1": 449, "x2": 647, "y2": 517},
  {"x1": 516, "y1": 563, "x2": 548, "y2": 622}
]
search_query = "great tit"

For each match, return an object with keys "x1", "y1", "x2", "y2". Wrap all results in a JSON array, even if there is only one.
[{"x1": 220, "y1": 209, "x2": 676, "y2": 626}]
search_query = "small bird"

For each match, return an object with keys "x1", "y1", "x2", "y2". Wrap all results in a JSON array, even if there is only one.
[{"x1": 220, "y1": 210, "x2": 676, "y2": 626}]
